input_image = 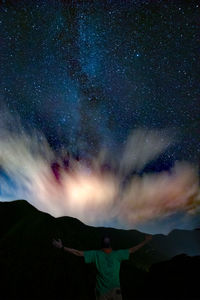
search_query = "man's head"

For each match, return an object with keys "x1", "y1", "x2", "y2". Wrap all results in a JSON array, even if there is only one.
[{"x1": 101, "y1": 235, "x2": 111, "y2": 249}]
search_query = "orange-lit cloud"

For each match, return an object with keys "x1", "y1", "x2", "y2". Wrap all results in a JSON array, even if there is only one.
[{"x1": 0, "y1": 111, "x2": 199, "y2": 231}]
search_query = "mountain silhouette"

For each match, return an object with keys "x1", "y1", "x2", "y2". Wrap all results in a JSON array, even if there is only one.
[
  {"x1": 145, "y1": 254, "x2": 200, "y2": 300},
  {"x1": 0, "y1": 200, "x2": 199, "y2": 299}
]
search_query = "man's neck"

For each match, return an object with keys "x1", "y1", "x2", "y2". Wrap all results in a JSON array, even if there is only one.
[{"x1": 102, "y1": 248, "x2": 112, "y2": 254}]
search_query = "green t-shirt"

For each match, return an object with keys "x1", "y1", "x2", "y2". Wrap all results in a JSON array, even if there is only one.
[{"x1": 84, "y1": 249, "x2": 129, "y2": 296}]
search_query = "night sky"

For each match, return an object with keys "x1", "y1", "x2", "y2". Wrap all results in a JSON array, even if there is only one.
[{"x1": 0, "y1": 0, "x2": 200, "y2": 233}]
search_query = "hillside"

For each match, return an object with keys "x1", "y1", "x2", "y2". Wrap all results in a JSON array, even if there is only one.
[{"x1": 0, "y1": 200, "x2": 199, "y2": 299}]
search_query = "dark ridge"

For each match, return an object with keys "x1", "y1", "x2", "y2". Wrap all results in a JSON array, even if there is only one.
[{"x1": 0, "y1": 200, "x2": 199, "y2": 299}]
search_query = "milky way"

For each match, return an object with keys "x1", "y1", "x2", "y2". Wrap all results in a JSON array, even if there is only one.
[{"x1": 0, "y1": 0, "x2": 200, "y2": 233}]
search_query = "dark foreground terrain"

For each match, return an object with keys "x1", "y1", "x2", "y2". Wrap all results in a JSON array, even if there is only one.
[{"x1": 0, "y1": 200, "x2": 199, "y2": 299}]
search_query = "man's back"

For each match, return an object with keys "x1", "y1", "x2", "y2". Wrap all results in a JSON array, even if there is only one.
[
  {"x1": 53, "y1": 234, "x2": 152, "y2": 299},
  {"x1": 84, "y1": 249, "x2": 129, "y2": 297}
]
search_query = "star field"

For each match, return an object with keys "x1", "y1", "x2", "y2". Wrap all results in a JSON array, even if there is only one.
[
  {"x1": 0, "y1": 0, "x2": 200, "y2": 164},
  {"x1": 0, "y1": 0, "x2": 200, "y2": 233},
  {"x1": 1, "y1": 1, "x2": 200, "y2": 160}
]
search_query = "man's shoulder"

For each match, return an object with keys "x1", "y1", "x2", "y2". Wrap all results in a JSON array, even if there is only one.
[
  {"x1": 84, "y1": 249, "x2": 99, "y2": 263},
  {"x1": 113, "y1": 249, "x2": 130, "y2": 259},
  {"x1": 112, "y1": 249, "x2": 126, "y2": 253}
]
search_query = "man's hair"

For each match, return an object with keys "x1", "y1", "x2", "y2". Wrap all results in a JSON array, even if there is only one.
[{"x1": 101, "y1": 235, "x2": 111, "y2": 248}]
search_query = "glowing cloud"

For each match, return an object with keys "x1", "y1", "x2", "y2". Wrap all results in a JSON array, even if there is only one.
[{"x1": 0, "y1": 110, "x2": 199, "y2": 232}]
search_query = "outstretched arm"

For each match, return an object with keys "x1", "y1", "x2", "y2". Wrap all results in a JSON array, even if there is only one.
[
  {"x1": 129, "y1": 235, "x2": 152, "y2": 254},
  {"x1": 52, "y1": 238, "x2": 84, "y2": 257}
]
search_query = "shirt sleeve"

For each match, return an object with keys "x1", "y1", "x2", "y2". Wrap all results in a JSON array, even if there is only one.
[
  {"x1": 115, "y1": 249, "x2": 130, "y2": 262},
  {"x1": 84, "y1": 250, "x2": 97, "y2": 264}
]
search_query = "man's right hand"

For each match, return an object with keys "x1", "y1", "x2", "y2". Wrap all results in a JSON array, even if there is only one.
[{"x1": 52, "y1": 238, "x2": 63, "y2": 249}]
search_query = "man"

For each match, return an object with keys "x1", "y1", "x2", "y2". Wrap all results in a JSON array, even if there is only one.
[{"x1": 53, "y1": 234, "x2": 152, "y2": 300}]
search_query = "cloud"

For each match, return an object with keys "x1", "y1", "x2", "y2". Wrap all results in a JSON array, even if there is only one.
[{"x1": 0, "y1": 109, "x2": 199, "y2": 233}]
